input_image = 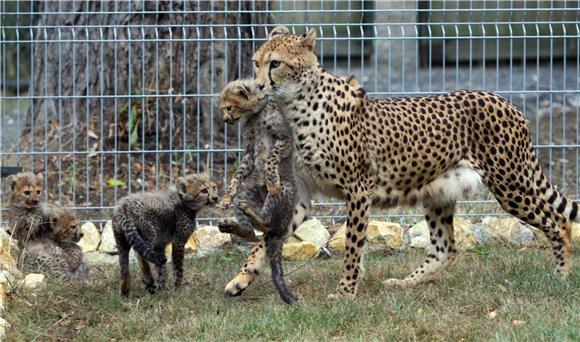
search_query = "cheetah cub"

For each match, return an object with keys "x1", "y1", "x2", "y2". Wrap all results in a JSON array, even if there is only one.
[
  {"x1": 20, "y1": 206, "x2": 89, "y2": 279},
  {"x1": 218, "y1": 79, "x2": 298, "y2": 304},
  {"x1": 4, "y1": 172, "x2": 50, "y2": 248},
  {"x1": 112, "y1": 173, "x2": 218, "y2": 297}
]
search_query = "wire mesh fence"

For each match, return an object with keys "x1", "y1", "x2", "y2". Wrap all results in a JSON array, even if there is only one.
[{"x1": 1, "y1": 1, "x2": 579, "y2": 228}]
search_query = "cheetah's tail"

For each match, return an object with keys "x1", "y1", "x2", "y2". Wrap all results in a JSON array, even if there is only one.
[
  {"x1": 536, "y1": 170, "x2": 579, "y2": 224},
  {"x1": 123, "y1": 225, "x2": 165, "y2": 266},
  {"x1": 116, "y1": 206, "x2": 166, "y2": 266}
]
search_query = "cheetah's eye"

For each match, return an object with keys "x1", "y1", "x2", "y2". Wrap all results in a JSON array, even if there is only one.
[
  {"x1": 201, "y1": 188, "x2": 208, "y2": 194},
  {"x1": 36, "y1": 190, "x2": 41, "y2": 195},
  {"x1": 226, "y1": 106, "x2": 232, "y2": 111},
  {"x1": 270, "y1": 60, "x2": 281, "y2": 68},
  {"x1": 24, "y1": 191, "x2": 31, "y2": 196},
  {"x1": 253, "y1": 61, "x2": 259, "y2": 68}
]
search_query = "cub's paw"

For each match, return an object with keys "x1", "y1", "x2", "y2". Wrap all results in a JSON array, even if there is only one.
[
  {"x1": 266, "y1": 177, "x2": 281, "y2": 195},
  {"x1": 219, "y1": 195, "x2": 234, "y2": 210},
  {"x1": 224, "y1": 273, "x2": 255, "y2": 297},
  {"x1": 237, "y1": 200, "x2": 250, "y2": 212}
]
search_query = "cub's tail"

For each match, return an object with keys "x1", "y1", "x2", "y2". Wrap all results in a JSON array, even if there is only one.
[{"x1": 113, "y1": 204, "x2": 166, "y2": 266}]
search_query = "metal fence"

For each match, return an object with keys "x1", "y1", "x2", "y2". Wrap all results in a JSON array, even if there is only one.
[{"x1": 1, "y1": 1, "x2": 579, "y2": 228}]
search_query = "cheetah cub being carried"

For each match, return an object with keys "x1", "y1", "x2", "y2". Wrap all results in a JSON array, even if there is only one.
[
  {"x1": 218, "y1": 79, "x2": 298, "y2": 304},
  {"x1": 21, "y1": 206, "x2": 89, "y2": 279},
  {"x1": 112, "y1": 173, "x2": 218, "y2": 296}
]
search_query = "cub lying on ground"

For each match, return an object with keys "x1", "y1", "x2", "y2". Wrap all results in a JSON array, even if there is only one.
[{"x1": 20, "y1": 205, "x2": 89, "y2": 279}]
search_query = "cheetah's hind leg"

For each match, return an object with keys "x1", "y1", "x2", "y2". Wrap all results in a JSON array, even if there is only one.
[
  {"x1": 384, "y1": 201, "x2": 457, "y2": 287},
  {"x1": 218, "y1": 218, "x2": 260, "y2": 242},
  {"x1": 237, "y1": 200, "x2": 270, "y2": 232}
]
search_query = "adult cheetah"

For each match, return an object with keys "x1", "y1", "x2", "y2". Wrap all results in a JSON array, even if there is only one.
[{"x1": 225, "y1": 26, "x2": 577, "y2": 299}]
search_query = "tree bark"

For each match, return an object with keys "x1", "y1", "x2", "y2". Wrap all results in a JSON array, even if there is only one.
[{"x1": 14, "y1": 0, "x2": 268, "y2": 206}]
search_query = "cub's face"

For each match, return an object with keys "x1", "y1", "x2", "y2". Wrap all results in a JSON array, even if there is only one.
[
  {"x1": 6, "y1": 172, "x2": 44, "y2": 209},
  {"x1": 253, "y1": 26, "x2": 318, "y2": 100},
  {"x1": 176, "y1": 173, "x2": 219, "y2": 210},
  {"x1": 219, "y1": 79, "x2": 267, "y2": 124},
  {"x1": 51, "y1": 208, "x2": 83, "y2": 242}
]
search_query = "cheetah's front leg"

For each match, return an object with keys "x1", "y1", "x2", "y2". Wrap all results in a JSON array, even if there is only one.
[
  {"x1": 331, "y1": 185, "x2": 372, "y2": 299},
  {"x1": 384, "y1": 201, "x2": 457, "y2": 287}
]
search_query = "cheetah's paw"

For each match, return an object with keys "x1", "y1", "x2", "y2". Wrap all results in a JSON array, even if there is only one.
[{"x1": 224, "y1": 272, "x2": 255, "y2": 297}]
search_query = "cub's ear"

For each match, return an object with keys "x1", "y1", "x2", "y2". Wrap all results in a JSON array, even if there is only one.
[
  {"x1": 301, "y1": 28, "x2": 317, "y2": 51},
  {"x1": 236, "y1": 83, "x2": 252, "y2": 100},
  {"x1": 269, "y1": 26, "x2": 290, "y2": 39},
  {"x1": 6, "y1": 175, "x2": 17, "y2": 192},
  {"x1": 176, "y1": 177, "x2": 187, "y2": 194},
  {"x1": 35, "y1": 172, "x2": 44, "y2": 186}
]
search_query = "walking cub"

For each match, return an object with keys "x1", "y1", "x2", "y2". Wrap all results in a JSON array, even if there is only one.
[
  {"x1": 20, "y1": 206, "x2": 89, "y2": 279},
  {"x1": 218, "y1": 79, "x2": 298, "y2": 304},
  {"x1": 112, "y1": 173, "x2": 218, "y2": 296}
]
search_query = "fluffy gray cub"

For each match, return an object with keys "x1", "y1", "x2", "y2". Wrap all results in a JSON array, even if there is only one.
[
  {"x1": 112, "y1": 174, "x2": 218, "y2": 296},
  {"x1": 218, "y1": 79, "x2": 298, "y2": 304}
]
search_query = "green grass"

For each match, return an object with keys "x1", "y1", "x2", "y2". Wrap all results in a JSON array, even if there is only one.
[{"x1": 5, "y1": 244, "x2": 579, "y2": 341}]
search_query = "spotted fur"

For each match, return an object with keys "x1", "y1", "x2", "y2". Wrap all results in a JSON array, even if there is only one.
[
  {"x1": 4, "y1": 172, "x2": 51, "y2": 248},
  {"x1": 218, "y1": 79, "x2": 298, "y2": 304},
  {"x1": 226, "y1": 26, "x2": 576, "y2": 298},
  {"x1": 20, "y1": 206, "x2": 88, "y2": 279},
  {"x1": 112, "y1": 174, "x2": 218, "y2": 296}
]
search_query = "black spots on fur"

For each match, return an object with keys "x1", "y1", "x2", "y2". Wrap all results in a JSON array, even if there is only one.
[{"x1": 356, "y1": 223, "x2": 366, "y2": 232}]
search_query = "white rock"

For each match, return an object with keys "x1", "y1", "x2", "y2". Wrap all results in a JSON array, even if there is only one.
[
  {"x1": 195, "y1": 226, "x2": 232, "y2": 250},
  {"x1": 78, "y1": 222, "x2": 100, "y2": 252},
  {"x1": 482, "y1": 217, "x2": 535, "y2": 246},
  {"x1": 328, "y1": 224, "x2": 346, "y2": 251},
  {"x1": 470, "y1": 223, "x2": 494, "y2": 245},
  {"x1": 21, "y1": 273, "x2": 45, "y2": 290},
  {"x1": 408, "y1": 221, "x2": 430, "y2": 249},
  {"x1": 572, "y1": 223, "x2": 580, "y2": 243},
  {"x1": 408, "y1": 218, "x2": 476, "y2": 250},
  {"x1": 453, "y1": 218, "x2": 477, "y2": 250},
  {"x1": 185, "y1": 234, "x2": 198, "y2": 254},
  {"x1": 84, "y1": 251, "x2": 118, "y2": 266},
  {"x1": 282, "y1": 241, "x2": 318, "y2": 261},
  {"x1": 367, "y1": 221, "x2": 403, "y2": 249},
  {"x1": 0, "y1": 317, "x2": 9, "y2": 340},
  {"x1": 98, "y1": 221, "x2": 117, "y2": 254},
  {"x1": 292, "y1": 218, "x2": 330, "y2": 249},
  {"x1": 0, "y1": 284, "x2": 5, "y2": 313}
]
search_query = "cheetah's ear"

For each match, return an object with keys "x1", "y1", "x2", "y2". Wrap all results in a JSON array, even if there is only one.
[
  {"x1": 6, "y1": 175, "x2": 17, "y2": 192},
  {"x1": 301, "y1": 28, "x2": 317, "y2": 51},
  {"x1": 268, "y1": 26, "x2": 290, "y2": 40},
  {"x1": 175, "y1": 177, "x2": 187, "y2": 195},
  {"x1": 35, "y1": 172, "x2": 44, "y2": 186}
]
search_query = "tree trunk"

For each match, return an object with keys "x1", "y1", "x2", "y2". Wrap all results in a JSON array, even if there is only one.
[{"x1": 14, "y1": 0, "x2": 268, "y2": 207}]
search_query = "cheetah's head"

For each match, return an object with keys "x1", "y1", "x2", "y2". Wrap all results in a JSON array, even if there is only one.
[
  {"x1": 253, "y1": 26, "x2": 319, "y2": 100},
  {"x1": 50, "y1": 207, "x2": 83, "y2": 242},
  {"x1": 6, "y1": 172, "x2": 44, "y2": 209},
  {"x1": 176, "y1": 173, "x2": 219, "y2": 211},
  {"x1": 219, "y1": 79, "x2": 267, "y2": 124}
]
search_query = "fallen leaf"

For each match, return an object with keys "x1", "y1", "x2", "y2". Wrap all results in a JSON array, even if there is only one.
[
  {"x1": 512, "y1": 320, "x2": 525, "y2": 326},
  {"x1": 497, "y1": 284, "x2": 508, "y2": 293},
  {"x1": 107, "y1": 178, "x2": 125, "y2": 188}
]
